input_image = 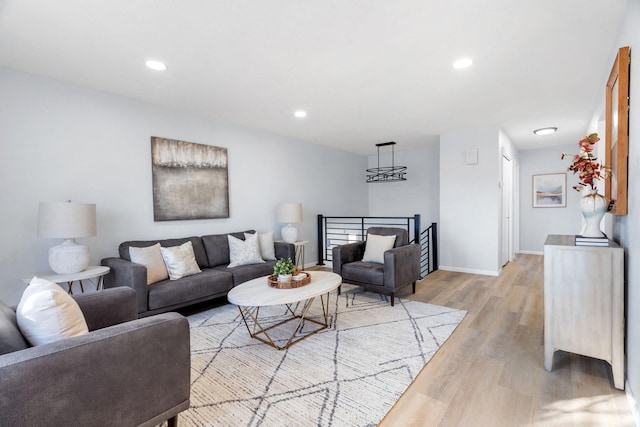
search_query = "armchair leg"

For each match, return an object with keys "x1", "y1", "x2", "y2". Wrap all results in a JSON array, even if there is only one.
[
  {"x1": 338, "y1": 285, "x2": 341, "y2": 295},
  {"x1": 168, "y1": 415, "x2": 179, "y2": 427},
  {"x1": 390, "y1": 292, "x2": 395, "y2": 307},
  {"x1": 412, "y1": 281, "x2": 416, "y2": 294}
]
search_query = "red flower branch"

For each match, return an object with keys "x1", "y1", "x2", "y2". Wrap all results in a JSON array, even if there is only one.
[{"x1": 561, "y1": 133, "x2": 609, "y2": 192}]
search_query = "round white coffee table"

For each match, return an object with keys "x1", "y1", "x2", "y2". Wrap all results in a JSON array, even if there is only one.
[{"x1": 227, "y1": 271, "x2": 341, "y2": 350}]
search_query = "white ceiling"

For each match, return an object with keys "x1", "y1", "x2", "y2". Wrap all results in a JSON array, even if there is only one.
[{"x1": 0, "y1": 0, "x2": 628, "y2": 155}]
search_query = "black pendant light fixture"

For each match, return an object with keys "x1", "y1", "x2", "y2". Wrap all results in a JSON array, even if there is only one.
[{"x1": 366, "y1": 141, "x2": 407, "y2": 183}]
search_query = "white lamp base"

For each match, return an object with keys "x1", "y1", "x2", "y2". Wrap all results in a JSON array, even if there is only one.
[
  {"x1": 49, "y1": 239, "x2": 90, "y2": 274},
  {"x1": 281, "y1": 224, "x2": 298, "y2": 244}
]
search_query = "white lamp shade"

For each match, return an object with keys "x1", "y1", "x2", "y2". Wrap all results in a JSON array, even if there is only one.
[
  {"x1": 277, "y1": 203, "x2": 302, "y2": 224},
  {"x1": 38, "y1": 202, "x2": 96, "y2": 239}
]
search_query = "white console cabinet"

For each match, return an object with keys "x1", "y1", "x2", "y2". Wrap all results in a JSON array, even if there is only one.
[{"x1": 543, "y1": 234, "x2": 624, "y2": 389}]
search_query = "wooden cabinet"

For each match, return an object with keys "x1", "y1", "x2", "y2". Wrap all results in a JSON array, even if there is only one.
[{"x1": 543, "y1": 234, "x2": 624, "y2": 389}]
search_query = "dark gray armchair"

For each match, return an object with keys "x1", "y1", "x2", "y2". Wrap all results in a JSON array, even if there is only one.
[
  {"x1": 0, "y1": 287, "x2": 190, "y2": 427},
  {"x1": 332, "y1": 227, "x2": 421, "y2": 306}
]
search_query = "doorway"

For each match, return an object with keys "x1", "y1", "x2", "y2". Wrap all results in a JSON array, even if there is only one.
[{"x1": 501, "y1": 154, "x2": 514, "y2": 267}]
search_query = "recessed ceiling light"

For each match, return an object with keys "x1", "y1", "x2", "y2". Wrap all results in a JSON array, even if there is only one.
[
  {"x1": 453, "y1": 58, "x2": 473, "y2": 69},
  {"x1": 145, "y1": 60, "x2": 167, "y2": 71},
  {"x1": 294, "y1": 111, "x2": 307, "y2": 118},
  {"x1": 533, "y1": 127, "x2": 558, "y2": 135}
]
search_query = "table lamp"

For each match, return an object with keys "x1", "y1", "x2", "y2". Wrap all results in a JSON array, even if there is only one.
[
  {"x1": 38, "y1": 201, "x2": 97, "y2": 274},
  {"x1": 277, "y1": 202, "x2": 302, "y2": 244}
]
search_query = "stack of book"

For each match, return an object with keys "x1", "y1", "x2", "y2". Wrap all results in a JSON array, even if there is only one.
[{"x1": 575, "y1": 235, "x2": 609, "y2": 246}]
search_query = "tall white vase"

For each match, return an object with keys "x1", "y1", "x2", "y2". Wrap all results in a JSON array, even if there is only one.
[{"x1": 579, "y1": 191, "x2": 607, "y2": 237}]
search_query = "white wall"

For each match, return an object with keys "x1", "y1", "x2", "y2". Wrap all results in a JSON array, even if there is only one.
[
  {"x1": 518, "y1": 144, "x2": 584, "y2": 253},
  {"x1": 367, "y1": 145, "x2": 440, "y2": 227},
  {"x1": 439, "y1": 127, "x2": 502, "y2": 275},
  {"x1": 0, "y1": 67, "x2": 368, "y2": 305},
  {"x1": 597, "y1": 0, "x2": 640, "y2": 417}
]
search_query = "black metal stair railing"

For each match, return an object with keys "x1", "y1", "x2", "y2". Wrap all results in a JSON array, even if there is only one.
[
  {"x1": 419, "y1": 222, "x2": 438, "y2": 277},
  {"x1": 316, "y1": 214, "x2": 438, "y2": 278}
]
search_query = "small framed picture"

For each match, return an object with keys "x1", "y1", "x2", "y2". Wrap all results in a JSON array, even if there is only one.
[{"x1": 533, "y1": 173, "x2": 566, "y2": 208}]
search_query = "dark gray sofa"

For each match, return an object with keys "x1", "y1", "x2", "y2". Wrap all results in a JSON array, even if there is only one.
[
  {"x1": 0, "y1": 287, "x2": 190, "y2": 427},
  {"x1": 101, "y1": 231, "x2": 295, "y2": 317}
]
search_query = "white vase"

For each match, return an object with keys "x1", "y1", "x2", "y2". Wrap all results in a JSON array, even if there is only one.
[
  {"x1": 579, "y1": 191, "x2": 607, "y2": 237},
  {"x1": 278, "y1": 274, "x2": 292, "y2": 282}
]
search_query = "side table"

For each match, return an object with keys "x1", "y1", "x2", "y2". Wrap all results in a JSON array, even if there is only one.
[
  {"x1": 292, "y1": 240, "x2": 309, "y2": 269},
  {"x1": 276, "y1": 240, "x2": 308, "y2": 269},
  {"x1": 21, "y1": 266, "x2": 111, "y2": 295}
]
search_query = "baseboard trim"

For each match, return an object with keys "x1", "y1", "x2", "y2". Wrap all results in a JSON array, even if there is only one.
[
  {"x1": 439, "y1": 266, "x2": 500, "y2": 277},
  {"x1": 517, "y1": 250, "x2": 544, "y2": 255},
  {"x1": 626, "y1": 380, "x2": 640, "y2": 426}
]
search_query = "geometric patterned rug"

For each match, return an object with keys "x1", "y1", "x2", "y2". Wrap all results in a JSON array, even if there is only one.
[{"x1": 177, "y1": 286, "x2": 466, "y2": 426}]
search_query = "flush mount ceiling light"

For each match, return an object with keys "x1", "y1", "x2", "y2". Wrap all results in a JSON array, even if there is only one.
[
  {"x1": 453, "y1": 57, "x2": 473, "y2": 69},
  {"x1": 294, "y1": 111, "x2": 307, "y2": 118},
  {"x1": 145, "y1": 60, "x2": 167, "y2": 71},
  {"x1": 533, "y1": 127, "x2": 558, "y2": 135},
  {"x1": 366, "y1": 142, "x2": 407, "y2": 183}
]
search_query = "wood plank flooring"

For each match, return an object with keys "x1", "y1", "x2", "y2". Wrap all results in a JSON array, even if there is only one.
[{"x1": 374, "y1": 254, "x2": 634, "y2": 427}]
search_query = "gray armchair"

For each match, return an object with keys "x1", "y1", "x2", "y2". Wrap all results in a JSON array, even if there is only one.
[
  {"x1": 332, "y1": 227, "x2": 421, "y2": 306},
  {"x1": 0, "y1": 287, "x2": 190, "y2": 427}
]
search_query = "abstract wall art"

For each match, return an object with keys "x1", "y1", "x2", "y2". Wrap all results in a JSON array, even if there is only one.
[
  {"x1": 151, "y1": 137, "x2": 229, "y2": 221},
  {"x1": 532, "y1": 173, "x2": 566, "y2": 208}
]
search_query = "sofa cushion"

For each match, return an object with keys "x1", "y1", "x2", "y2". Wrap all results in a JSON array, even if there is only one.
[
  {"x1": 366, "y1": 227, "x2": 409, "y2": 247},
  {"x1": 129, "y1": 243, "x2": 169, "y2": 284},
  {"x1": 16, "y1": 277, "x2": 89, "y2": 346},
  {"x1": 214, "y1": 260, "x2": 276, "y2": 286},
  {"x1": 246, "y1": 231, "x2": 276, "y2": 261},
  {"x1": 160, "y1": 241, "x2": 202, "y2": 280},
  {"x1": 362, "y1": 234, "x2": 397, "y2": 264},
  {"x1": 228, "y1": 233, "x2": 264, "y2": 268},
  {"x1": 119, "y1": 236, "x2": 208, "y2": 269},
  {"x1": 0, "y1": 300, "x2": 29, "y2": 355},
  {"x1": 147, "y1": 269, "x2": 233, "y2": 310},
  {"x1": 202, "y1": 230, "x2": 254, "y2": 267},
  {"x1": 341, "y1": 261, "x2": 385, "y2": 287}
]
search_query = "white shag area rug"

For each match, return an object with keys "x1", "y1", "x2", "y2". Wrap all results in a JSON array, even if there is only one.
[{"x1": 179, "y1": 286, "x2": 466, "y2": 427}]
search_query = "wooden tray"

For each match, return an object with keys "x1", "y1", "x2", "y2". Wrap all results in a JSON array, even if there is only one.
[{"x1": 268, "y1": 271, "x2": 311, "y2": 289}]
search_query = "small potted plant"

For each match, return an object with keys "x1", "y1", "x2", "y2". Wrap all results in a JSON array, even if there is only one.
[{"x1": 273, "y1": 258, "x2": 296, "y2": 282}]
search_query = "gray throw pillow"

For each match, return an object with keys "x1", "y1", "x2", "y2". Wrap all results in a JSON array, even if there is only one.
[
  {"x1": 0, "y1": 300, "x2": 29, "y2": 355},
  {"x1": 228, "y1": 233, "x2": 265, "y2": 268}
]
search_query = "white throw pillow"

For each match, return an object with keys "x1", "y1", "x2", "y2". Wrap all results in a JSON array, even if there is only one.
[
  {"x1": 129, "y1": 243, "x2": 169, "y2": 285},
  {"x1": 160, "y1": 241, "x2": 202, "y2": 280},
  {"x1": 16, "y1": 277, "x2": 89, "y2": 346},
  {"x1": 245, "y1": 231, "x2": 276, "y2": 261},
  {"x1": 362, "y1": 234, "x2": 397, "y2": 264},
  {"x1": 228, "y1": 233, "x2": 265, "y2": 268}
]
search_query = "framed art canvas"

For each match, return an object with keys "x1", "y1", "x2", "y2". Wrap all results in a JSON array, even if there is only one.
[
  {"x1": 151, "y1": 136, "x2": 229, "y2": 221},
  {"x1": 533, "y1": 173, "x2": 566, "y2": 208},
  {"x1": 605, "y1": 46, "x2": 630, "y2": 215}
]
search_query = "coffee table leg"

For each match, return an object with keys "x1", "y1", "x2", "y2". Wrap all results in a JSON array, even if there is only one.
[
  {"x1": 236, "y1": 291, "x2": 332, "y2": 350},
  {"x1": 320, "y1": 292, "x2": 329, "y2": 325},
  {"x1": 237, "y1": 305, "x2": 282, "y2": 348}
]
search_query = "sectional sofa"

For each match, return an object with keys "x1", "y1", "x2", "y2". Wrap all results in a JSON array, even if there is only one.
[{"x1": 101, "y1": 231, "x2": 295, "y2": 317}]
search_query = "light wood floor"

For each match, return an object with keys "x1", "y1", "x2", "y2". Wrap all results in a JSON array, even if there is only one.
[{"x1": 374, "y1": 254, "x2": 634, "y2": 427}]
